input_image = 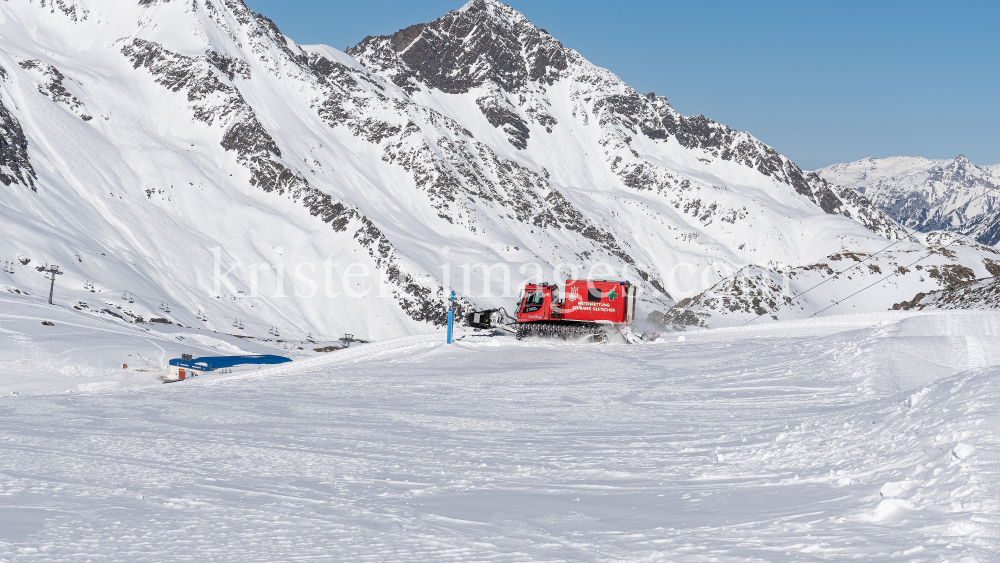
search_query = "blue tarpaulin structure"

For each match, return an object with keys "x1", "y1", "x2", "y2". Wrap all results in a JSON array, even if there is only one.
[{"x1": 168, "y1": 354, "x2": 291, "y2": 372}]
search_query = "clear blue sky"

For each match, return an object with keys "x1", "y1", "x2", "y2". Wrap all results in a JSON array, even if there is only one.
[{"x1": 243, "y1": 0, "x2": 999, "y2": 170}]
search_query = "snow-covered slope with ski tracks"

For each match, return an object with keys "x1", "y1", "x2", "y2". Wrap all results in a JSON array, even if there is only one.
[{"x1": 1, "y1": 300, "x2": 997, "y2": 560}]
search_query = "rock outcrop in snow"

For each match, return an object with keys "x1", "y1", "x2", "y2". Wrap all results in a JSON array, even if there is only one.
[
  {"x1": 893, "y1": 266, "x2": 1000, "y2": 312},
  {"x1": 0, "y1": 69, "x2": 36, "y2": 189}
]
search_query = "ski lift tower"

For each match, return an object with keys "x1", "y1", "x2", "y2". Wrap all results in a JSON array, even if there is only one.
[{"x1": 42, "y1": 265, "x2": 62, "y2": 305}]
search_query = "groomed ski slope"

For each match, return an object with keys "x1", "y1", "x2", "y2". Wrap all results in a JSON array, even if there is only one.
[{"x1": 1, "y1": 311, "x2": 998, "y2": 560}]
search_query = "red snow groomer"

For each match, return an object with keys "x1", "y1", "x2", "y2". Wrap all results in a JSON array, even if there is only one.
[{"x1": 467, "y1": 279, "x2": 638, "y2": 342}]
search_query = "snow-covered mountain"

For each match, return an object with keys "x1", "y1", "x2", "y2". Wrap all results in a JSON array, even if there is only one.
[
  {"x1": 817, "y1": 155, "x2": 1000, "y2": 245},
  {"x1": 0, "y1": 0, "x2": 973, "y2": 339},
  {"x1": 347, "y1": 0, "x2": 905, "y2": 243}
]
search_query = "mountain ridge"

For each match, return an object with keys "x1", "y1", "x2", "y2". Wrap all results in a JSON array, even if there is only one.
[
  {"x1": 350, "y1": 0, "x2": 905, "y2": 242},
  {"x1": 0, "y1": 0, "x2": 983, "y2": 339}
]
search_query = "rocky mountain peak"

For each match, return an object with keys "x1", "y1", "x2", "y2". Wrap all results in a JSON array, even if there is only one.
[
  {"x1": 931, "y1": 153, "x2": 986, "y2": 185},
  {"x1": 349, "y1": 0, "x2": 569, "y2": 94},
  {"x1": 945, "y1": 154, "x2": 973, "y2": 173},
  {"x1": 457, "y1": 0, "x2": 516, "y2": 18}
]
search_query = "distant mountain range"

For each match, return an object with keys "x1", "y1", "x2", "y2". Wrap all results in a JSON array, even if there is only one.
[
  {"x1": 810, "y1": 155, "x2": 1000, "y2": 319},
  {"x1": 818, "y1": 155, "x2": 1000, "y2": 245}
]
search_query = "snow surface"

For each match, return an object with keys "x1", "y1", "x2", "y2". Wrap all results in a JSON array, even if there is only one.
[{"x1": 1, "y1": 298, "x2": 997, "y2": 560}]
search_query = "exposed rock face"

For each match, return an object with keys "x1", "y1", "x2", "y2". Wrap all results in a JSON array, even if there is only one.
[
  {"x1": 122, "y1": 38, "x2": 304, "y2": 196},
  {"x1": 0, "y1": 69, "x2": 37, "y2": 190},
  {"x1": 349, "y1": 0, "x2": 564, "y2": 150},
  {"x1": 817, "y1": 155, "x2": 1000, "y2": 245},
  {"x1": 38, "y1": 0, "x2": 88, "y2": 21},
  {"x1": 349, "y1": 0, "x2": 568, "y2": 96},
  {"x1": 308, "y1": 38, "x2": 661, "y2": 293},
  {"x1": 476, "y1": 92, "x2": 530, "y2": 149},
  {"x1": 18, "y1": 59, "x2": 93, "y2": 121},
  {"x1": 606, "y1": 93, "x2": 904, "y2": 238},
  {"x1": 205, "y1": 51, "x2": 252, "y2": 82}
]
